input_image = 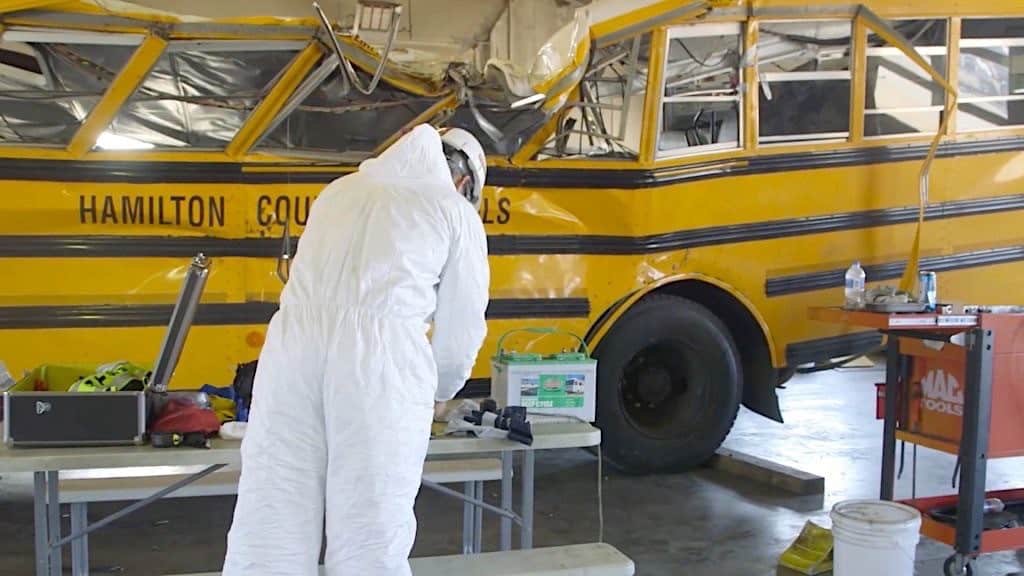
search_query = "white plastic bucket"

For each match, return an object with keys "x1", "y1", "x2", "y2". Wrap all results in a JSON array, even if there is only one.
[{"x1": 830, "y1": 499, "x2": 922, "y2": 576}]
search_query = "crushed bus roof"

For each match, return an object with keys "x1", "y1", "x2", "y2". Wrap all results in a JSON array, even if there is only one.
[{"x1": 0, "y1": 0, "x2": 969, "y2": 162}]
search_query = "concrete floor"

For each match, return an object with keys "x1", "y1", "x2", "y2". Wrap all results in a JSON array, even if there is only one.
[{"x1": 2, "y1": 365, "x2": 1023, "y2": 575}]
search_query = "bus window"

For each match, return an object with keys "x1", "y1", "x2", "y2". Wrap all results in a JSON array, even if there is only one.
[
  {"x1": 865, "y1": 19, "x2": 948, "y2": 138},
  {"x1": 958, "y1": 18, "x2": 1024, "y2": 131},
  {"x1": 658, "y1": 23, "x2": 742, "y2": 157},
  {"x1": 536, "y1": 33, "x2": 651, "y2": 160},
  {"x1": 757, "y1": 20, "x2": 852, "y2": 144},
  {"x1": 0, "y1": 40, "x2": 136, "y2": 146},
  {"x1": 105, "y1": 44, "x2": 301, "y2": 149},
  {"x1": 254, "y1": 63, "x2": 437, "y2": 161}
]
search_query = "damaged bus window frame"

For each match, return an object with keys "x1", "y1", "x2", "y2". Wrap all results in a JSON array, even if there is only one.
[
  {"x1": 537, "y1": 33, "x2": 652, "y2": 160},
  {"x1": 251, "y1": 54, "x2": 441, "y2": 161},
  {"x1": 0, "y1": 30, "x2": 141, "y2": 147},
  {"x1": 657, "y1": 22, "x2": 744, "y2": 158},
  {"x1": 957, "y1": 17, "x2": 1024, "y2": 133},
  {"x1": 756, "y1": 19, "x2": 853, "y2": 145},
  {"x1": 864, "y1": 19, "x2": 949, "y2": 139},
  {"x1": 103, "y1": 40, "x2": 306, "y2": 150}
]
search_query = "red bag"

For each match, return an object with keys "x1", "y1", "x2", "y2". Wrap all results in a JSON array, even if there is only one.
[{"x1": 150, "y1": 398, "x2": 220, "y2": 436}]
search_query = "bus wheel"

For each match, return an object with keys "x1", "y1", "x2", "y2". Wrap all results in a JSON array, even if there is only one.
[{"x1": 596, "y1": 295, "x2": 742, "y2": 473}]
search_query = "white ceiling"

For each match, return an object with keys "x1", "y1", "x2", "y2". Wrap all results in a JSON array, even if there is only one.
[{"x1": 134, "y1": 0, "x2": 510, "y2": 53}]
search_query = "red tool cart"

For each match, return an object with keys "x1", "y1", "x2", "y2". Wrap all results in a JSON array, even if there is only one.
[{"x1": 810, "y1": 307, "x2": 1024, "y2": 576}]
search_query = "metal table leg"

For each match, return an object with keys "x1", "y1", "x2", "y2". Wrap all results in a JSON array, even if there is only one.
[
  {"x1": 500, "y1": 451, "x2": 513, "y2": 551},
  {"x1": 70, "y1": 503, "x2": 89, "y2": 576},
  {"x1": 461, "y1": 482, "x2": 473, "y2": 554},
  {"x1": 473, "y1": 481, "x2": 483, "y2": 553},
  {"x1": 520, "y1": 451, "x2": 534, "y2": 549},
  {"x1": 34, "y1": 472, "x2": 49, "y2": 576},
  {"x1": 28, "y1": 463, "x2": 225, "y2": 576},
  {"x1": 47, "y1": 470, "x2": 61, "y2": 576},
  {"x1": 881, "y1": 336, "x2": 901, "y2": 500},
  {"x1": 956, "y1": 327, "x2": 994, "y2": 558}
]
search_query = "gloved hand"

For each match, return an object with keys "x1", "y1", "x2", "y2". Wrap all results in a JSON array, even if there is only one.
[
  {"x1": 435, "y1": 399, "x2": 480, "y2": 425},
  {"x1": 434, "y1": 401, "x2": 451, "y2": 423}
]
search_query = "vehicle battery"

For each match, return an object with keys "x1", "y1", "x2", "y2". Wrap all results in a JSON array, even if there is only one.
[
  {"x1": 490, "y1": 328, "x2": 597, "y2": 421},
  {"x1": 899, "y1": 313, "x2": 1024, "y2": 458}
]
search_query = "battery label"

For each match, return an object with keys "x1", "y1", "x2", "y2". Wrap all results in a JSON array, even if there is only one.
[{"x1": 519, "y1": 374, "x2": 586, "y2": 408}]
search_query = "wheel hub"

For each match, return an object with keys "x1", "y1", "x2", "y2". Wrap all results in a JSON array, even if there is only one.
[
  {"x1": 621, "y1": 342, "x2": 699, "y2": 438},
  {"x1": 635, "y1": 365, "x2": 673, "y2": 405}
]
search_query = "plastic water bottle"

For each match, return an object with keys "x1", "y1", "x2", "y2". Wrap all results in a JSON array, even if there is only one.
[{"x1": 844, "y1": 261, "x2": 866, "y2": 309}]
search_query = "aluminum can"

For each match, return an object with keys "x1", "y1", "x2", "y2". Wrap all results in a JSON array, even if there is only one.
[{"x1": 919, "y1": 271, "x2": 937, "y2": 311}]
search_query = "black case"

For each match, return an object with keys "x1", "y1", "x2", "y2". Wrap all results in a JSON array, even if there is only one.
[{"x1": 3, "y1": 391, "x2": 146, "y2": 446}]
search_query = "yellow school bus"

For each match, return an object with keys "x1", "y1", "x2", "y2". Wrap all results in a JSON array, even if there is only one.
[{"x1": 2, "y1": 0, "x2": 1022, "y2": 471}]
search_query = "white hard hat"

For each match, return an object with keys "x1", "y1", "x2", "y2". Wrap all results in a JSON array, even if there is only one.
[{"x1": 439, "y1": 127, "x2": 486, "y2": 209}]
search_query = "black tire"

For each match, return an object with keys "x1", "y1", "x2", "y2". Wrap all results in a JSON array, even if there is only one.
[{"x1": 595, "y1": 295, "x2": 742, "y2": 473}]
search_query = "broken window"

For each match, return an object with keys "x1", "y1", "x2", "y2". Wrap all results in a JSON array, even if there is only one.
[
  {"x1": 659, "y1": 23, "x2": 742, "y2": 156},
  {"x1": 0, "y1": 39, "x2": 136, "y2": 145},
  {"x1": 253, "y1": 57, "x2": 438, "y2": 160},
  {"x1": 535, "y1": 33, "x2": 652, "y2": 160},
  {"x1": 958, "y1": 18, "x2": 1024, "y2": 131},
  {"x1": 758, "y1": 20, "x2": 852, "y2": 144},
  {"x1": 865, "y1": 19, "x2": 948, "y2": 138},
  {"x1": 105, "y1": 43, "x2": 301, "y2": 149}
]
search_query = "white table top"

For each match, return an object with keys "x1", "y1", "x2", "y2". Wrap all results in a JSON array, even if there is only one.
[{"x1": 0, "y1": 422, "x2": 600, "y2": 474}]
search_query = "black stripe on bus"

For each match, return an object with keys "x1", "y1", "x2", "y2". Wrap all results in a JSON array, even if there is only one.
[
  {"x1": 0, "y1": 137, "x2": 1022, "y2": 186},
  {"x1": 488, "y1": 193, "x2": 1024, "y2": 255},
  {"x1": 3, "y1": 193, "x2": 1022, "y2": 258},
  {"x1": 0, "y1": 298, "x2": 591, "y2": 330},
  {"x1": 0, "y1": 235, "x2": 288, "y2": 258},
  {"x1": 766, "y1": 245, "x2": 1024, "y2": 297},
  {"x1": 786, "y1": 331, "x2": 883, "y2": 367}
]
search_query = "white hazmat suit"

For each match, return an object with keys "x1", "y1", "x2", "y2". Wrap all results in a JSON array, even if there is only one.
[{"x1": 223, "y1": 125, "x2": 490, "y2": 575}]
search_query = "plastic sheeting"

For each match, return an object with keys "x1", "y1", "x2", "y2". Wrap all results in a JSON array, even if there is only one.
[
  {"x1": 0, "y1": 31, "x2": 596, "y2": 157},
  {"x1": 0, "y1": 42, "x2": 297, "y2": 147},
  {"x1": 107, "y1": 48, "x2": 299, "y2": 148},
  {"x1": 0, "y1": 42, "x2": 136, "y2": 144},
  {"x1": 256, "y1": 65, "x2": 437, "y2": 156}
]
